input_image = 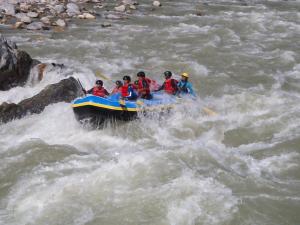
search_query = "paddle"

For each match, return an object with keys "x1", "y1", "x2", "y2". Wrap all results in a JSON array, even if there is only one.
[
  {"x1": 95, "y1": 70, "x2": 129, "y2": 109},
  {"x1": 77, "y1": 78, "x2": 86, "y2": 96},
  {"x1": 95, "y1": 70, "x2": 115, "y2": 83},
  {"x1": 203, "y1": 107, "x2": 217, "y2": 116},
  {"x1": 176, "y1": 95, "x2": 217, "y2": 116}
]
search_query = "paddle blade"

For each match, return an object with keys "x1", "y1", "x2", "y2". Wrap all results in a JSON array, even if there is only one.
[
  {"x1": 119, "y1": 99, "x2": 125, "y2": 106},
  {"x1": 95, "y1": 70, "x2": 111, "y2": 81},
  {"x1": 136, "y1": 100, "x2": 144, "y2": 106},
  {"x1": 203, "y1": 107, "x2": 218, "y2": 116}
]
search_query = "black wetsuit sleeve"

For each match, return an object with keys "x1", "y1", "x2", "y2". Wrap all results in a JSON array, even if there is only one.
[
  {"x1": 157, "y1": 82, "x2": 165, "y2": 91},
  {"x1": 104, "y1": 89, "x2": 109, "y2": 96},
  {"x1": 142, "y1": 80, "x2": 149, "y2": 89},
  {"x1": 171, "y1": 79, "x2": 178, "y2": 91},
  {"x1": 87, "y1": 88, "x2": 93, "y2": 94}
]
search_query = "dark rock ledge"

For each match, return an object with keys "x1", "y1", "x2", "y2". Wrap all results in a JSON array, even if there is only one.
[{"x1": 0, "y1": 35, "x2": 82, "y2": 124}]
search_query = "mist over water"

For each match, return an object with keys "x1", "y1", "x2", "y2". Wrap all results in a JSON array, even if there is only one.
[{"x1": 1, "y1": 0, "x2": 300, "y2": 224}]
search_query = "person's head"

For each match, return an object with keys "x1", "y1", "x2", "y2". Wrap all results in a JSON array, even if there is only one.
[
  {"x1": 95, "y1": 80, "x2": 103, "y2": 87},
  {"x1": 123, "y1": 75, "x2": 131, "y2": 83},
  {"x1": 137, "y1": 71, "x2": 146, "y2": 78},
  {"x1": 164, "y1": 71, "x2": 172, "y2": 79},
  {"x1": 181, "y1": 72, "x2": 189, "y2": 81},
  {"x1": 115, "y1": 80, "x2": 122, "y2": 87}
]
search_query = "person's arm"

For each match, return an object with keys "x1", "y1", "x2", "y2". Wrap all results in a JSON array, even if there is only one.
[
  {"x1": 170, "y1": 79, "x2": 179, "y2": 95},
  {"x1": 104, "y1": 88, "x2": 109, "y2": 96},
  {"x1": 156, "y1": 82, "x2": 165, "y2": 91},
  {"x1": 126, "y1": 85, "x2": 134, "y2": 98},
  {"x1": 177, "y1": 81, "x2": 182, "y2": 90},
  {"x1": 171, "y1": 79, "x2": 178, "y2": 91},
  {"x1": 187, "y1": 83, "x2": 196, "y2": 97},
  {"x1": 86, "y1": 88, "x2": 93, "y2": 94},
  {"x1": 139, "y1": 80, "x2": 149, "y2": 94},
  {"x1": 142, "y1": 80, "x2": 149, "y2": 89},
  {"x1": 126, "y1": 85, "x2": 138, "y2": 99}
]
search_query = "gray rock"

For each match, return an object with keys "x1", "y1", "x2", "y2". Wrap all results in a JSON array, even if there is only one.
[
  {"x1": 40, "y1": 16, "x2": 50, "y2": 24},
  {"x1": 105, "y1": 13, "x2": 127, "y2": 20},
  {"x1": 55, "y1": 19, "x2": 66, "y2": 27},
  {"x1": 36, "y1": 7, "x2": 46, "y2": 14},
  {"x1": 66, "y1": 3, "x2": 80, "y2": 16},
  {"x1": 0, "y1": 35, "x2": 34, "y2": 91},
  {"x1": 101, "y1": 22, "x2": 111, "y2": 27},
  {"x1": 20, "y1": 3, "x2": 30, "y2": 12},
  {"x1": 16, "y1": 13, "x2": 32, "y2": 23},
  {"x1": 153, "y1": 1, "x2": 161, "y2": 7},
  {"x1": 129, "y1": 5, "x2": 136, "y2": 10},
  {"x1": 54, "y1": 4, "x2": 65, "y2": 14},
  {"x1": 14, "y1": 21, "x2": 24, "y2": 29},
  {"x1": 26, "y1": 22, "x2": 44, "y2": 30},
  {"x1": 93, "y1": 4, "x2": 105, "y2": 9},
  {"x1": 122, "y1": 0, "x2": 138, "y2": 5},
  {"x1": 0, "y1": 3, "x2": 15, "y2": 16},
  {"x1": 83, "y1": 12, "x2": 95, "y2": 19},
  {"x1": 0, "y1": 77, "x2": 82, "y2": 124},
  {"x1": 27, "y1": 11, "x2": 39, "y2": 18},
  {"x1": 114, "y1": 5, "x2": 126, "y2": 12}
]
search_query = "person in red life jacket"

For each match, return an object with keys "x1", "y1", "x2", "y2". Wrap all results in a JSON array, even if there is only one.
[
  {"x1": 136, "y1": 71, "x2": 152, "y2": 100},
  {"x1": 133, "y1": 80, "x2": 139, "y2": 90},
  {"x1": 121, "y1": 75, "x2": 138, "y2": 100},
  {"x1": 111, "y1": 80, "x2": 123, "y2": 95},
  {"x1": 84, "y1": 80, "x2": 109, "y2": 97},
  {"x1": 156, "y1": 71, "x2": 178, "y2": 95},
  {"x1": 136, "y1": 71, "x2": 159, "y2": 91}
]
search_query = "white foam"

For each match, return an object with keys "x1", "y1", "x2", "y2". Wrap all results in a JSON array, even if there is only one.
[
  {"x1": 258, "y1": 152, "x2": 300, "y2": 175},
  {"x1": 280, "y1": 51, "x2": 296, "y2": 64},
  {"x1": 4, "y1": 149, "x2": 238, "y2": 225}
]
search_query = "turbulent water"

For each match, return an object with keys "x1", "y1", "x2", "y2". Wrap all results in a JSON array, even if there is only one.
[{"x1": 1, "y1": 0, "x2": 300, "y2": 224}]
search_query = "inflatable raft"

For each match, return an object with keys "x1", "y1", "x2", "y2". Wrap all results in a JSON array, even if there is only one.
[{"x1": 72, "y1": 93, "x2": 177, "y2": 125}]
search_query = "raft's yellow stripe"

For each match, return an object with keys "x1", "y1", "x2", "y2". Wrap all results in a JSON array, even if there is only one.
[
  {"x1": 72, "y1": 102, "x2": 176, "y2": 112},
  {"x1": 72, "y1": 102, "x2": 138, "y2": 112}
]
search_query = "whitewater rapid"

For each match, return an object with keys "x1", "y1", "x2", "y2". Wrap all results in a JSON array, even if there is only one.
[{"x1": 1, "y1": 0, "x2": 300, "y2": 224}]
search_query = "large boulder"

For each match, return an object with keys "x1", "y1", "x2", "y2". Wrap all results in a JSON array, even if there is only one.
[
  {"x1": 0, "y1": 2, "x2": 15, "y2": 16},
  {"x1": 26, "y1": 21, "x2": 44, "y2": 30},
  {"x1": 66, "y1": 3, "x2": 80, "y2": 17},
  {"x1": 0, "y1": 35, "x2": 35, "y2": 90},
  {"x1": 0, "y1": 77, "x2": 82, "y2": 124}
]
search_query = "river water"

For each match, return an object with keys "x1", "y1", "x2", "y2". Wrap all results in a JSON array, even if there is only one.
[{"x1": 1, "y1": 0, "x2": 300, "y2": 224}]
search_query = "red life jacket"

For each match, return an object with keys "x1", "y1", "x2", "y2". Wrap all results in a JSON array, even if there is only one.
[
  {"x1": 111, "y1": 86, "x2": 122, "y2": 94},
  {"x1": 133, "y1": 83, "x2": 138, "y2": 90},
  {"x1": 121, "y1": 83, "x2": 129, "y2": 97},
  {"x1": 93, "y1": 87, "x2": 107, "y2": 97},
  {"x1": 145, "y1": 77, "x2": 151, "y2": 85},
  {"x1": 145, "y1": 77, "x2": 159, "y2": 91},
  {"x1": 138, "y1": 78, "x2": 150, "y2": 95},
  {"x1": 164, "y1": 78, "x2": 178, "y2": 95}
]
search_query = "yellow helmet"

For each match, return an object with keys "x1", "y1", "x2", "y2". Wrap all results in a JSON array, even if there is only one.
[{"x1": 181, "y1": 72, "x2": 189, "y2": 78}]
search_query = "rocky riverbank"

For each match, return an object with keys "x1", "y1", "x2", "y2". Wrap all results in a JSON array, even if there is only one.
[
  {"x1": 0, "y1": 34, "x2": 39, "y2": 90},
  {"x1": 0, "y1": 34, "x2": 83, "y2": 123},
  {"x1": 0, "y1": 0, "x2": 162, "y2": 31},
  {"x1": 0, "y1": 77, "x2": 81, "y2": 123}
]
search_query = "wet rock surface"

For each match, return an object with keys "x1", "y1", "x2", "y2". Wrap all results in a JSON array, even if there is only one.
[
  {"x1": 0, "y1": 77, "x2": 82, "y2": 124},
  {"x1": 0, "y1": 35, "x2": 35, "y2": 91}
]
